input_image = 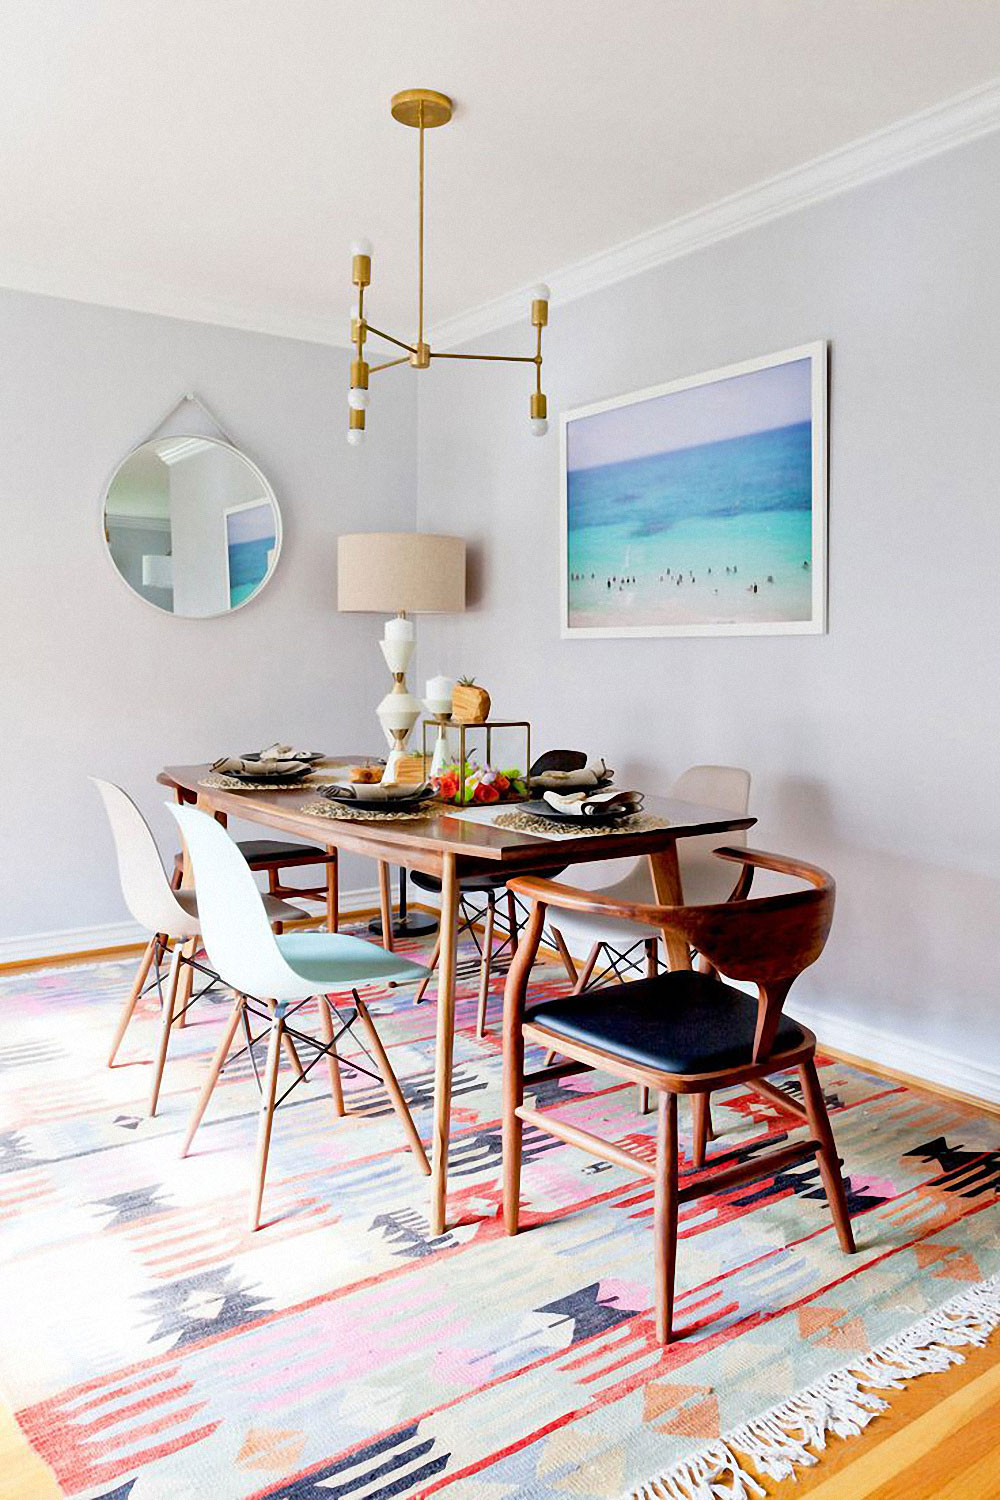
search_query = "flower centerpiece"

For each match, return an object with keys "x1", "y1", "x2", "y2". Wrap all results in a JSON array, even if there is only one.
[{"x1": 432, "y1": 760, "x2": 528, "y2": 806}]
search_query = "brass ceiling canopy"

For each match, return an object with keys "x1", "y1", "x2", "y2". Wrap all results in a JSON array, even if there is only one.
[{"x1": 348, "y1": 88, "x2": 550, "y2": 444}]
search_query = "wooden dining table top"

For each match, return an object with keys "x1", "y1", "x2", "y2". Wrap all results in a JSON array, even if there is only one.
[{"x1": 157, "y1": 763, "x2": 756, "y2": 872}]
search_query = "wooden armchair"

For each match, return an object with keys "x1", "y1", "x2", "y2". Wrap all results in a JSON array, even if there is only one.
[{"x1": 501, "y1": 847, "x2": 855, "y2": 1344}]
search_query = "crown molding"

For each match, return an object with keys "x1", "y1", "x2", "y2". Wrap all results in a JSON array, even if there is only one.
[
  {"x1": 2, "y1": 78, "x2": 999, "y2": 350},
  {"x1": 428, "y1": 77, "x2": 1000, "y2": 350}
]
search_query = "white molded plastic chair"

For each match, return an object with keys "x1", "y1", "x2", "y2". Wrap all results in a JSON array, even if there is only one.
[
  {"x1": 92, "y1": 778, "x2": 304, "y2": 1115},
  {"x1": 168, "y1": 803, "x2": 432, "y2": 1230},
  {"x1": 548, "y1": 766, "x2": 753, "y2": 990}
]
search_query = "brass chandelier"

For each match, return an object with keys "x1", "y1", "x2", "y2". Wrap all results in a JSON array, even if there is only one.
[{"x1": 348, "y1": 88, "x2": 550, "y2": 444}]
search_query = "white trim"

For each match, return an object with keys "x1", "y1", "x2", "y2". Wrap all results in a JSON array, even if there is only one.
[
  {"x1": 431, "y1": 77, "x2": 1000, "y2": 349},
  {"x1": 789, "y1": 997, "x2": 1000, "y2": 1108},
  {"x1": 2, "y1": 82, "x2": 999, "y2": 348},
  {"x1": 559, "y1": 342, "x2": 828, "y2": 639},
  {"x1": 0, "y1": 887, "x2": 382, "y2": 968}
]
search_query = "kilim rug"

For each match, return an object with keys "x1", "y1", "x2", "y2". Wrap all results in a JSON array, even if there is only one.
[{"x1": 1, "y1": 934, "x2": 999, "y2": 1500}]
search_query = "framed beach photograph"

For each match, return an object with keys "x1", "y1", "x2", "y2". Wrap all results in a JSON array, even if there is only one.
[
  {"x1": 224, "y1": 498, "x2": 279, "y2": 609},
  {"x1": 560, "y1": 342, "x2": 828, "y2": 637}
]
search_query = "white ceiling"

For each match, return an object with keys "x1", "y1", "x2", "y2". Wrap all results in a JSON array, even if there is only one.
[{"x1": 3, "y1": 1, "x2": 1000, "y2": 345}]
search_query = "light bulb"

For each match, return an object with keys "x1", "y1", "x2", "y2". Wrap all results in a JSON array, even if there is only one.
[
  {"x1": 530, "y1": 418, "x2": 549, "y2": 437},
  {"x1": 351, "y1": 237, "x2": 373, "y2": 258},
  {"x1": 348, "y1": 388, "x2": 369, "y2": 410},
  {"x1": 530, "y1": 283, "x2": 551, "y2": 302},
  {"x1": 347, "y1": 428, "x2": 365, "y2": 446}
]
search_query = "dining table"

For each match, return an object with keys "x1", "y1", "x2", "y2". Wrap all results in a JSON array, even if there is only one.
[{"x1": 158, "y1": 761, "x2": 756, "y2": 1235}]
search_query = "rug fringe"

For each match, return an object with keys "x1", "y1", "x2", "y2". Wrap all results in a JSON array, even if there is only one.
[{"x1": 630, "y1": 1271, "x2": 1000, "y2": 1500}]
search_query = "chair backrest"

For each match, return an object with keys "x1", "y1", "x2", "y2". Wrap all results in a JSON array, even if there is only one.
[
  {"x1": 91, "y1": 778, "x2": 199, "y2": 939},
  {"x1": 564, "y1": 764, "x2": 751, "y2": 903},
  {"x1": 660, "y1": 848, "x2": 834, "y2": 1060},
  {"x1": 668, "y1": 765, "x2": 752, "y2": 904},
  {"x1": 167, "y1": 802, "x2": 307, "y2": 1001}
]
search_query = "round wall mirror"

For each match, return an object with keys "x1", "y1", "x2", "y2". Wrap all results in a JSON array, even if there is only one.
[{"x1": 102, "y1": 435, "x2": 282, "y2": 617}]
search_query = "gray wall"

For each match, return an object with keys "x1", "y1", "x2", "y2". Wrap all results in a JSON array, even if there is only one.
[
  {"x1": 0, "y1": 289, "x2": 415, "y2": 942},
  {"x1": 416, "y1": 132, "x2": 1000, "y2": 1078}
]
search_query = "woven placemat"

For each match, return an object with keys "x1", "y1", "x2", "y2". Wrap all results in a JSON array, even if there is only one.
[
  {"x1": 298, "y1": 800, "x2": 434, "y2": 823},
  {"x1": 197, "y1": 774, "x2": 320, "y2": 793},
  {"x1": 492, "y1": 809, "x2": 671, "y2": 839}
]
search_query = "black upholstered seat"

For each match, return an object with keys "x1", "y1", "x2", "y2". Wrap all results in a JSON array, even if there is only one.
[
  {"x1": 411, "y1": 867, "x2": 565, "y2": 896},
  {"x1": 526, "y1": 970, "x2": 805, "y2": 1076},
  {"x1": 235, "y1": 840, "x2": 330, "y2": 865}
]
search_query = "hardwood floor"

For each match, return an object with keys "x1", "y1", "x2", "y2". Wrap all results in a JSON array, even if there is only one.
[{"x1": 764, "y1": 1324, "x2": 1000, "y2": 1498}]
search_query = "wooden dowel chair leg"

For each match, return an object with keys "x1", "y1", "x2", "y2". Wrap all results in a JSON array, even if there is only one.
[
  {"x1": 654, "y1": 1091, "x2": 679, "y2": 1345},
  {"x1": 173, "y1": 937, "x2": 196, "y2": 1028},
  {"x1": 476, "y1": 894, "x2": 496, "y2": 1039},
  {"x1": 414, "y1": 934, "x2": 441, "y2": 1005},
  {"x1": 108, "y1": 933, "x2": 158, "y2": 1066},
  {"x1": 249, "y1": 1012, "x2": 283, "y2": 1231},
  {"x1": 502, "y1": 1020, "x2": 526, "y2": 1238},
  {"x1": 692, "y1": 1093, "x2": 709, "y2": 1168},
  {"x1": 552, "y1": 928, "x2": 578, "y2": 985},
  {"x1": 798, "y1": 1057, "x2": 856, "y2": 1254},
  {"x1": 572, "y1": 942, "x2": 601, "y2": 995},
  {"x1": 318, "y1": 996, "x2": 345, "y2": 1116},
  {"x1": 506, "y1": 890, "x2": 520, "y2": 951},
  {"x1": 180, "y1": 996, "x2": 245, "y2": 1157},
  {"x1": 148, "y1": 943, "x2": 183, "y2": 1117},
  {"x1": 354, "y1": 996, "x2": 430, "y2": 1174}
]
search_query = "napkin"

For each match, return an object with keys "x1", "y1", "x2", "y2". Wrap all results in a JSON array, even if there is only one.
[
  {"x1": 319, "y1": 781, "x2": 431, "y2": 803},
  {"x1": 531, "y1": 758, "x2": 614, "y2": 791},
  {"x1": 243, "y1": 743, "x2": 322, "y2": 763},
  {"x1": 542, "y1": 788, "x2": 644, "y2": 818},
  {"x1": 211, "y1": 753, "x2": 313, "y2": 780}
]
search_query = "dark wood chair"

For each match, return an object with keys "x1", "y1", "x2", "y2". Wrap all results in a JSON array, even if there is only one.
[
  {"x1": 501, "y1": 847, "x2": 855, "y2": 1344},
  {"x1": 172, "y1": 840, "x2": 338, "y2": 933}
]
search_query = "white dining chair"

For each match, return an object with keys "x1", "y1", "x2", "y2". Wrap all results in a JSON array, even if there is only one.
[
  {"x1": 168, "y1": 803, "x2": 432, "y2": 1231},
  {"x1": 92, "y1": 779, "x2": 305, "y2": 1116},
  {"x1": 546, "y1": 765, "x2": 753, "y2": 991}
]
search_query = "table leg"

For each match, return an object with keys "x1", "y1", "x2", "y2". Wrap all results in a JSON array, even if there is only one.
[
  {"x1": 647, "y1": 844, "x2": 690, "y2": 971},
  {"x1": 430, "y1": 852, "x2": 458, "y2": 1237},
  {"x1": 648, "y1": 842, "x2": 716, "y2": 1143},
  {"x1": 377, "y1": 861, "x2": 394, "y2": 952}
]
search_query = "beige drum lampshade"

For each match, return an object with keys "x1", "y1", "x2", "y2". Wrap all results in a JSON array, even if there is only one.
[{"x1": 337, "y1": 532, "x2": 466, "y2": 614}]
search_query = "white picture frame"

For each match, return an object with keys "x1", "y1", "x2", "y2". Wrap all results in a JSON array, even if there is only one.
[{"x1": 560, "y1": 341, "x2": 828, "y2": 638}]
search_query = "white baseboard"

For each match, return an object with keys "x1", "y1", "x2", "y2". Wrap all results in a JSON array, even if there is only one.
[
  {"x1": 0, "y1": 887, "x2": 382, "y2": 968},
  {"x1": 788, "y1": 999, "x2": 1000, "y2": 1109}
]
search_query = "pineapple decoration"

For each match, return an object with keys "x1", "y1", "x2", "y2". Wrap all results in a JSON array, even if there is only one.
[{"x1": 451, "y1": 676, "x2": 491, "y2": 725}]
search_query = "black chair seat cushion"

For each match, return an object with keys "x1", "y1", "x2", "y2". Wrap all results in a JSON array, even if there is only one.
[
  {"x1": 235, "y1": 840, "x2": 332, "y2": 867},
  {"x1": 526, "y1": 970, "x2": 805, "y2": 1077},
  {"x1": 411, "y1": 866, "x2": 565, "y2": 896}
]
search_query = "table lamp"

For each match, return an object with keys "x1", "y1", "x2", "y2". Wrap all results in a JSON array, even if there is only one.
[{"x1": 337, "y1": 531, "x2": 466, "y2": 781}]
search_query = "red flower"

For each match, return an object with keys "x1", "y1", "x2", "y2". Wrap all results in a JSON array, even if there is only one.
[{"x1": 473, "y1": 781, "x2": 500, "y2": 804}]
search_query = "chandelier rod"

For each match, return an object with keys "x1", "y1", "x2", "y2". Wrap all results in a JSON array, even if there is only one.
[{"x1": 418, "y1": 100, "x2": 426, "y2": 350}]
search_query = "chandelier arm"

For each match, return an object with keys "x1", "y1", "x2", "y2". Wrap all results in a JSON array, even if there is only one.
[
  {"x1": 369, "y1": 356, "x2": 411, "y2": 374},
  {"x1": 430, "y1": 352, "x2": 540, "y2": 364},
  {"x1": 364, "y1": 323, "x2": 417, "y2": 355}
]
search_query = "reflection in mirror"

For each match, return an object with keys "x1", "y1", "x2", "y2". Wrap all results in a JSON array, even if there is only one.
[{"x1": 103, "y1": 436, "x2": 281, "y2": 617}]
